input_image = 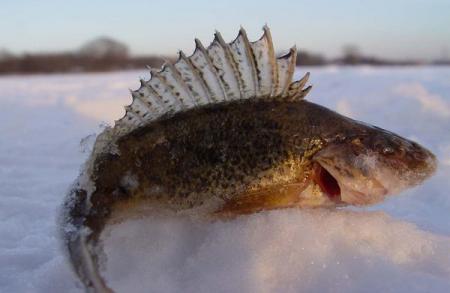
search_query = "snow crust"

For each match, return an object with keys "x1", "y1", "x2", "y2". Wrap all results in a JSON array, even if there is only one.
[
  {"x1": 102, "y1": 210, "x2": 450, "y2": 293},
  {"x1": 1, "y1": 67, "x2": 449, "y2": 292}
]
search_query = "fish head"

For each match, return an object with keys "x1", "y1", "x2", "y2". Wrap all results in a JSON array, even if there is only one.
[{"x1": 312, "y1": 124, "x2": 437, "y2": 206}]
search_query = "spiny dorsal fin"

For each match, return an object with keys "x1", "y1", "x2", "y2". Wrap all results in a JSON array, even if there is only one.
[{"x1": 115, "y1": 26, "x2": 311, "y2": 135}]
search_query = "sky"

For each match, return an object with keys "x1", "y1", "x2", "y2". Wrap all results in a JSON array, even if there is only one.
[{"x1": 0, "y1": 0, "x2": 449, "y2": 61}]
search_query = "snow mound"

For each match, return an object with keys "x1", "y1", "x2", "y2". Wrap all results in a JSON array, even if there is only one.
[
  {"x1": 1, "y1": 67, "x2": 449, "y2": 292},
  {"x1": 102, "y1": 209, "x2": 450, "y2": 293}
]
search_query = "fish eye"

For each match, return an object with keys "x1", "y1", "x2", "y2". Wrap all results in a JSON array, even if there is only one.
[{"x1": 382, "y1": 146, "x2": 395, "y2": 155}]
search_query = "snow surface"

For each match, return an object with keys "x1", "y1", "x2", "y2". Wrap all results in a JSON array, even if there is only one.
[{"x1": 0, "y1": 67, "x2": 449, "y2": 292}]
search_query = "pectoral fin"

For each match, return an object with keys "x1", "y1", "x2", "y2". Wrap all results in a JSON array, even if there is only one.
[{"x1": 216, "y1": 183, "x2": 309, "y2": 216}]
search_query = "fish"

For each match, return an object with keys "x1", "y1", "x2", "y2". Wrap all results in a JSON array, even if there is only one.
[{"x1": 60, "y1": 26, "x2": 437, "y2": 292}]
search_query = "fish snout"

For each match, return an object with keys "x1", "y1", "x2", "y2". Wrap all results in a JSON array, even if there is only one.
[
  {"x1": 358, "y1": 129, "x2": 437, "y2": 185},
  {"x1": 395, "y1": 143, "x2": 437, "y2": 185}
]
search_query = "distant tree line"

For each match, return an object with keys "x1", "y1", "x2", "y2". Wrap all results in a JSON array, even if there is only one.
[
  {"x1": 0, "y1": 53, "x2": 165, "y2": 74},
  {"x1": 1, "y1": 37, "x2": 448, "y2": 75},
  {"x1": 0, "y1": 37, "x2": 165, "y2": 75},
  {"x1": 295, "y1": 44, "x2": 446, "y2": 66}
]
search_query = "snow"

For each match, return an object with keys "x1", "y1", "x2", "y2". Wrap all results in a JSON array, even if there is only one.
[{"x1": 0, "y1": 66, "x2": 449, "y2": 292}]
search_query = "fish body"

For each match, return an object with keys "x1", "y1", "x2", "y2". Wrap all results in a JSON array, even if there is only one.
[{"x1": 61, "y1": 27, "x2": 436, "y2": 292}]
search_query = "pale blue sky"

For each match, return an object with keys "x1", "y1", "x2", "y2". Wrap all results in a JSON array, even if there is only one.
[{"x1": 1, "y1": 0, "x2": 449, "y2": 60}]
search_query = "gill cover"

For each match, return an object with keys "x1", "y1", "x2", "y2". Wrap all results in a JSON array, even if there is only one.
[{"x1": 314, "y1": 130, "x2": 437, "y2": 206}]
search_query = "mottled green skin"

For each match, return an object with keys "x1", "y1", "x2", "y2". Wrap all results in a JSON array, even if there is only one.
[
  {"x1": 83, "y1": 100, "x2": 351, "y2": 224},
  {"x1": 67, "y1": 98, "x2": 409, "y2": 237},
  {"x1": 100, "y1": 101, "x2": 321, "y2": 203},
  {"x1": 66, "y1": 101, "x2": 330, "y2": 244}
]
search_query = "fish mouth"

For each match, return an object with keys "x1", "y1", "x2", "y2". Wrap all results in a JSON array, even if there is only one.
[
  {"x1": 311, "y1": 161, "x2": 390, "y2": 206},
  {"x1": 311, "y1": 162, "x2": 343, "y2": 204}
]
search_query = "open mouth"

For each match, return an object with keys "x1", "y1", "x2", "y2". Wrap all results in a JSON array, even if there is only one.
[{"x1": 312, "y1": 162, "x2": 342, "y2": 203}]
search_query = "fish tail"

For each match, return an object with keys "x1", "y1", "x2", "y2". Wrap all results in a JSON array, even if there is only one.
[{"x1": 60, "y1": 187, "x2": 114, "y2": 293}]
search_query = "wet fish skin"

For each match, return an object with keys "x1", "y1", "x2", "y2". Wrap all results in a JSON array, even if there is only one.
[
  {"x1": 65, "y1": 99, "x2": 326, "y2": 238},
  {"x1": 83, "y1": 98, "x2": 435, "y2": 214},
  {"x1": 62, "y1": 98, "x2": 436, "y2": 292}
]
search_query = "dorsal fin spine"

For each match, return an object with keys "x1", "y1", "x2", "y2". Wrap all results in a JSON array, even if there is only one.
[
  {"x1": 250, "y1": 26, "x2": 278, "y2": 98},
  {"x1": 158, "y1": 65, "x2": 189, "y2": 109},
  {"x1": 298, "y1": 72, "x2": 310, "y2": 90},
  {"x1": 114, "y1": 26, "x2": 310, "y2": 135},
  {"x1": 195, "y1": 39, "x2": 227, "y2": 101},
  {"x1": 302, "y1": 85, "x2": 312, "y2": 96},
  {"x1": 164, "y1": 61, "x2": 197, "y2": 107},
  {"x1": 177, "y1": 51, "x2": 212, "y2": 104},
  {"x1": 139, "y1": 77, "x2": 166, "y2": 109},
  {"x1": 208, "y1": 34, "x2": 241, "y2": 100},
  {"x1": 238, "y1": 28, "x2": 260, "y2": 97},
  {"x1": 280, "y1": 46, "x2": 297, "y2": 97},
  {"x1": 124, "y1": 105, "x2": 144, "y2": 123},
  {"x1": 136, "y1": 80, "x2": 161, "y2": 112},
  {"x1": 229, "y1": 30, "x2": 256, "y2": 98},
  {"x1": 149, "y1": 68, "x2": 186, "y2": 111},
  {"x1": 262, "y1": 26, "x2": 279, "y2": 98},
  {"x1": 287, "y1": 46, "x2": 298, "y2": 94},
  {"x1": 190, "y1": 45, "x2": 217, "y2": 102},
  {"x1": 213, "y1": 31, "x2": 243, "y2": 100},
  {"x1": 130, "y1": 88, "x2": 153, "y2": 115}
]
